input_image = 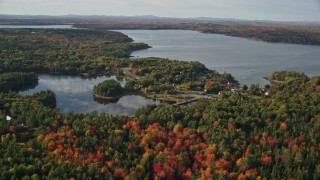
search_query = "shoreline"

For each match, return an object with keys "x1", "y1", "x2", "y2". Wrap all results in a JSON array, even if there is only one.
[
  {"x1": 93, "y1": 90, "x2": 147, "y2": 100},
  {"x1": 262, "y1": 76, "x2": 284, "y2": 84},
  {"x1": 94, "y1": 90, "x2": 197, "y2": 105}
]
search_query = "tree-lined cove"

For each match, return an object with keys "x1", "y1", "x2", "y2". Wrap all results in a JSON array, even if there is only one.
[
  {"x1": 1, "y1": 26, "x2": 320, "y2": 179},
  {"x1": 19, "y1": 74, "x2": 160, "y2": 115}
]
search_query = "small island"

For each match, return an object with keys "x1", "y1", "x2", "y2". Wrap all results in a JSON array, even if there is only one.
[{"x1": 93, "y1": 79, "x2": 124, "y2": 99}]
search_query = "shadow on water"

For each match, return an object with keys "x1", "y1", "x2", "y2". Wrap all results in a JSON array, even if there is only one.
[
  {"x1": 18, "y1": 82, "x2": 39, "y2": 92},
  {"x1": 93, "y1": 96, "x2": 120, "y2": 105}
]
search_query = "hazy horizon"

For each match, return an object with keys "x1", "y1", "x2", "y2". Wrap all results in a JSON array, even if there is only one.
[{"x1": 0, "y1": 0, "x2": 319, "y2": 22}]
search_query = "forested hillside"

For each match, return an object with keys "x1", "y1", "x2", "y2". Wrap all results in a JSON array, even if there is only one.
[
  {"x1": 0, "y1": 29, "x2": 148, "y2": 77},
  {"x1": 0, "y1": 71, "x2": 320, "y2": 179},
  {"x1": 0, "y1": 28, "x2": 320, "y2": 179}
]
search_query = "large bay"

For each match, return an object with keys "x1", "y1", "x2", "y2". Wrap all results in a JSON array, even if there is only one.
[{"x1": 116, "y1": 30, "x2": 320, "y2": 85}]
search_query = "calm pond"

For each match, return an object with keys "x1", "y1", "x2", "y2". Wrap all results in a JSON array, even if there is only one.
[
  {"x1": 116, "y1": 30, "x2": 320, "y2": 85},
  {"x1": 20, "y1": 75, "x2": 159, "y2": 115}
]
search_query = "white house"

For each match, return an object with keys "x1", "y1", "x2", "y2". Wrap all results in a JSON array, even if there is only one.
[{"x1": 6, "y1": 115, "x2": 12, "y2": 121}]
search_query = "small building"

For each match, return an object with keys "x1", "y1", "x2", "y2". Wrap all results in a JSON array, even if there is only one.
[
  {"x1": 227, "y1": 82, "x2": 234, "y2": 88},
  {"x1": 6, "y1": 115, "x2": 12, "y2": 121}
]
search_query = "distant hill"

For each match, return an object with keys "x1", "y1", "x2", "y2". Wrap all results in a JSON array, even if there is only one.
[
  {"x1": 1, "y1": 14, "x2": 320, "y2": 45},
  {"x1": 1, "y1": 14, "x2": 319, "y2": 25}
]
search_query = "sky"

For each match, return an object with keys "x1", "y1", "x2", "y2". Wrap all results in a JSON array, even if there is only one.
[{"x1": 0, "y1": 0, "x2": 320, "y2": 21}]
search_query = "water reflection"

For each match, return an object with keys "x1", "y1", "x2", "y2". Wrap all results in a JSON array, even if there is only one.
[
  {"x1": 18, "y1": 82, "x2": 39, "y2": 92},
  {"x1": 20, "y1": 74, "x2": 159, "y2": 115},
  {"x1": 93, "y1": 96, "x2": 120, "y2": 105}
]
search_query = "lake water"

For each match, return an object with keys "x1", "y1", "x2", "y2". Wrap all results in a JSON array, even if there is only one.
[
  {"x1": 0, "y1": 25, "x2": 76, "y2": 29},
  {"x1": 20, "y1": 75, "x2": 159, "y2": 115},
  {"x1": 6, "y1": 26, "x2": 320, "y2": 113},
  {"x1": 116, "y1": 30, "x2": 320, "y2": 85}
]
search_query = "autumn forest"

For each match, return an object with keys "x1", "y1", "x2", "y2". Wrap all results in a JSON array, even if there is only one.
[{"x1": 0, "y1": 24, "x2": 320, "y2": 180}]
